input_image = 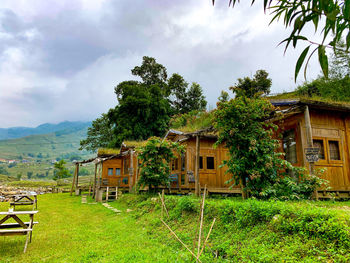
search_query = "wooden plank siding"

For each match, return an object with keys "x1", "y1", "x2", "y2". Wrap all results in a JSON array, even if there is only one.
[{"x1": 280, "y1": 106, "x2": 350, "y2": 192}]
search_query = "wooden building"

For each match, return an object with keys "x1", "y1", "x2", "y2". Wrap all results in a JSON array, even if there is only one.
[
  {"x1": 271, "y1": 99, "x2": 350, "y2": 197},
  {"x1": 72, "y1": 98, "x2": 350, "y2": 200},
  {"x1": 164, "y1": 129, "x2": 241, "y2": 195}
]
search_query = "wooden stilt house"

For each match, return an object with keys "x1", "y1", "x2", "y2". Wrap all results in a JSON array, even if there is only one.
[
  {"x1": 271, "y1": 99, "x2": 350, "y2": 197},
  {"x1": 164, "y1": 128, "x2": 241, "y2": 194}
]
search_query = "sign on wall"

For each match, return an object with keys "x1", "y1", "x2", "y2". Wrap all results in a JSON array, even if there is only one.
[{"x1": 305, "y1": 147, "x2": 320, "y2": 163}]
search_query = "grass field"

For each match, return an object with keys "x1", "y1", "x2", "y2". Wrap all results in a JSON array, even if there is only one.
[
  {"x1": 0, "y1": 194, "x2": 184, "y2": 263},
  {"x1": 1, "y1": 194, "x2": 350, "y2": 262}
]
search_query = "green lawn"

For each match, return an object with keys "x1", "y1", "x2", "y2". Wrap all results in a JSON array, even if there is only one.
[
  {"x1": 0, "y1": 194, "x2": 184, "y2": 263},
  {"x1": 1, "y1": 194, "x2": 350, "y2": 262}
]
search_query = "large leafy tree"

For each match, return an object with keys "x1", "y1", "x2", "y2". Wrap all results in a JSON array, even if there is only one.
[
  {"x1": 214, "y1": 96, "x2": 288, "y2": 197},
  {"x1": 213, "y1": 0, "x2": 350, "y2": 80},
  {"x1": 108, "y1": 80, "x2": 171, "y2": 145},
  {"x1": 230, "y1": 69, "x2": 272, "y2": 98},
  {"x1": 81, "y1": 56, "x2": 207, "y2": 150}
]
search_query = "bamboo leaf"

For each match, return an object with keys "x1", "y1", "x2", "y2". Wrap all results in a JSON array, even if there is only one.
[
  {"x1": 295, "y1": 45, "x2": 310, "y2": 81},
  {"x1": 318, "y1": 45, "x2": 329, "y2": 78}
]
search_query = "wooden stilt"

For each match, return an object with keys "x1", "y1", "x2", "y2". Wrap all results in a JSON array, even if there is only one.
[
  {"x1": 304, "y1": 106, "x2": 318, "y2": 200},
  {"x1": 70, "y1": 164, "x2": 78, "y2": 196},
  {"x1": 195, "y1": 135, "x2": 200, "y2": 197}
]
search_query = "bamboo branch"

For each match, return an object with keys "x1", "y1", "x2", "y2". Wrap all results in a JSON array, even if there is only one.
[
  {"x1": 158, "y1": 192, "x2": 169, "y2": 218},
  {"x1": 161, "y1": 219, "x2": 202, "y2": 263},
  {"x1": 198, "y1": 218, "x2": 216, "y2": 258},
  {"x1": 197, "y1": 185, "x2": 206, "y2": 260}
]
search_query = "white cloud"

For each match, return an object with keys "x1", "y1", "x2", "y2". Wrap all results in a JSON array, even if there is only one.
[{"x1": 0, "y1": 0, "x2": 321, "y2": 127}]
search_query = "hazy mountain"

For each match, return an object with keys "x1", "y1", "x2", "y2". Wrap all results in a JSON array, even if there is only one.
[
  {"x1": 0, "y1": 123, "x2": 93, "y2": 160},
  {"x1": 0, "y1": 121, "x2": 92, "y2": 140}
]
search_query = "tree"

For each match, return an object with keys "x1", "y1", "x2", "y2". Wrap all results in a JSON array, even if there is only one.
[
  {"x1": 230, "y1": 69, "x2": 272, "y2": 98},
  {"x1": 80, "y1": 113, "x2": 115, "y2": 152},
  {"x1": 16, "y1": 173, "x2": 22, "y2": 180},
  {"x1": 27, "y1": 171, "x2": 33, "y2": 179},
  {"x1": 81, "y1": 56, "x2": 206, "y2": 149},
  {"x1": 329, "y1": 39, "x2": 350, "y2": 79},
  {"x1": 137, "y1": 137, "x2": 184, "y2": 191},
  {"x1": 109, "y1": 80, "x2": 171, "y2": 145},
  {"x1": 53, "y1": 160, "x2": 71, "y2": 180},
  {"x1": 168, "y1": 74, "x2": 207, "y2": 114},
  {"x1": 213, "y1": 0, "x2": 350, "y2": 80},
  {"x1": 218, "y1": 90, "x2": 230, "y2": 103},
  {"x1": 185, "y1": 82, "x2": 207, "y2": 112}
]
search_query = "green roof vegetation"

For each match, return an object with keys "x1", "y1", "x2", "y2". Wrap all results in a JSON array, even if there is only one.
[
  {"x1": 97, "y1": 148, "x2": 120, "y2": 157},
  {"x1": 169, "y1": 110, "x2": 213, "y2": 133}
]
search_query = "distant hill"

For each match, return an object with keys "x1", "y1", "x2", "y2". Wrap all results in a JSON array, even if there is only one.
[
  {"x1": 0, "y1": 121, "x2": 91, "y2": 140},
  {"x1": 0, "y1": 122, "x2": 93, "y2": 160}
]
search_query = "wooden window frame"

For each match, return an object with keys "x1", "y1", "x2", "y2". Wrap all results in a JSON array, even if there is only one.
[
  {"x1": 312, "y1": 137, "x2": 343, "y2": 166},
  {"x1": 327, "y1": 139, "x2": 343, "y2": 165},
  {"x1": 107, "y1": 168, "x2": 114, "y2": 176},
  {"x1": 312, "y1": 137, "x2": 328, "y2": 165}
]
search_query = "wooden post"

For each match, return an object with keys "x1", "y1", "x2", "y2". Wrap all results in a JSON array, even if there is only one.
[
  {"x1": 75, "y1": 164, "x2": 80, "y2": 193},
  {"x1": 70, "y1": 164, "x2": 78, "y2": 196},
  {"x1": 304, "y1": 106, "x2": 318, "y2": 200},
  {"x1": 106, "y1": 186, "x2": 109, "y2": 202},
  {"x1": 129, "y1": 150, "x2": 134, "y2": 193},
  {"x1": 195, "y1": 135, "x2": 200, "y2": 197},
  {"x1": 115, "y1": 187, "x2": 118, "y2": 200},
  {"x1": 93, "y1": 163, "x2": 97, "y2": 198}
]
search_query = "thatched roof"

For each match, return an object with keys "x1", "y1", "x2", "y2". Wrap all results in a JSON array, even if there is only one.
[
  {"x1": 165, "y1": 127, "x2": 217, "y2": 142},
  {"x1": 97, "y1": 148, "x2": 121, "y2": 157},
  {"x1": 270, "y1": 98, "x2": 350, "y2": 112}
]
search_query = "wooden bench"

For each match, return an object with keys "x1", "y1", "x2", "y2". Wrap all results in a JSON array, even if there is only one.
[
  {"x1": 0, "y1": 211, "x2": 38, "y2": 253},
  {"x1": 10, "y1": 195, "x2": 37, "y2": 210}
]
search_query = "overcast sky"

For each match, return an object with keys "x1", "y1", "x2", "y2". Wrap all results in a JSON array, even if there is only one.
[{"x1": 0, "y1": 0, "x2": 321, "y2": 128}]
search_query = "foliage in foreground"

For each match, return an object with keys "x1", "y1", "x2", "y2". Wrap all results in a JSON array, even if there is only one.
[
  {"x1": 214, "y1": 0, "x2": 350, "y2": 80},
  {"x1": 214, "y1": 95, "x2": 324, "y2": 200},
  {"x1": 115, "y1": 194, "x2": 350, "y2": 262},
  {"x1": 137, "y1": 137, "x2": 184, "y2": 190}
]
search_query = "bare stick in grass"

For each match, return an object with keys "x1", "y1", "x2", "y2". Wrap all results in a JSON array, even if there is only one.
[
  {"x1": 161, "y1": 219, "x2": 202, "y2": 263},
  {"x1": 158, "y1": 192, "x2": 169, "y2": 218},
  {"x1": 198, "y1": 218, "x2": 216, "y2": 258},
  {"x1": 197, "y1": 185, "x2": 206, "y2": 261}
]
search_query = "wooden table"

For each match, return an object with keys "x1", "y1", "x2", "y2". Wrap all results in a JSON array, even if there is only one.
[
  {"x1": 10, "y1": 194, "x2": 37, "y2": 210},
  {"x1": 0, "y1": 210, "x2": 38, "y2": 253}
]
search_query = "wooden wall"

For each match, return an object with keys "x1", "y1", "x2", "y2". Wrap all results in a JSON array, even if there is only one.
[
  {"x1": 170, "y1": 137, "x2": 238, "y2": 191},
  {"x1": 101, "y1": 153, "x2": 138, "y2": 189},
  {"x1": 283, "y1": 109, "x2": 350, "y2": 191}
]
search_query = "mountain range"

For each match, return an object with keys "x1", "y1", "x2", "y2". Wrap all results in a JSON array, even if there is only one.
[
  {"x1": 0, "y1": 121, "x2": 93, "y2": 160},
  {"x1": 0, "y1": 121, "x2": 92, "y2": 140}
]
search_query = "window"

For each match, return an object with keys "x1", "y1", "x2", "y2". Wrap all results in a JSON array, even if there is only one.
[
  {"x1": 313, "y1": 139, "x2": 325, "y2": 160},
  {"x1": 206, "y1": 157, "x2": 215, "y2": 169},
  {"x1": 282, "y1": 129, "x2": 297, "y2": 164},
  {"x1": 115, "y1": 168, "x2": 121, "y2": 176},
  {"x1": 199, "y1": 156, "x2": 203, "y2": 169},
  {"x1": 108, "y1": 168, "x2": 113, "y2": 176},
  {"x1": 329, "y1": 141, "x2": 340, "y2": 160}
]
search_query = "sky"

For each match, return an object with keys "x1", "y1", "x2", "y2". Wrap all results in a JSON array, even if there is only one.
[{"x1": 0, "y1": 0, "x2": 321, "y2": 128}]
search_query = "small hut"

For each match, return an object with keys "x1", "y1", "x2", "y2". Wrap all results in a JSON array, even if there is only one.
[
  {"x1": 164, "y1": 128, "x2": 241, "y2": 195},
  {"x1": 271, "y1": 98, "x2": 350, "y2": 197}
]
